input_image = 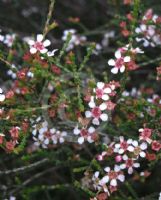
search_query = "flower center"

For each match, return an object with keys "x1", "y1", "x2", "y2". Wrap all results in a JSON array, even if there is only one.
[
  {"x1": 80, "y1": 129, "x2": 88, "y2": 137},
  {"x1": 126, "y1": 159, "x2": 133, "y2": 167},
  {"x1": 91, "y1": 107, "x2": 101, "y2": 118},
  {"x1": 109, "y1": 171, "x2": 118, "y2": 179},
  {"x1": 96, "y1": 88, "x2": 103, "y2": 98},
  {"x1": 120, "y1": 141, "x2": 128, "y2": 150},
  {"x1": 115, "y1": 58, "x2": 124, "y2": 68},
  {"x1": 34, "y1": 42, "x2": 44, "y2": 50}
]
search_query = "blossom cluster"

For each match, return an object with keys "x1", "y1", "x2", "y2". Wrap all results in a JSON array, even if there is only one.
[
  {"x1": 0, "y1": 32, "x2": 16, "y2": 47},
  {"x1": 88, "y1": 128, "x2": 161, "y2": 199},
  {"x1": 73, "y1": 81, "x2": 119, "y2": 144},
  {"x1": 32, "y1": 118, "x2": 67, "y2": 149},
  {"x1": 135, "y1": 9, "x2": 161, "y2": 47}
]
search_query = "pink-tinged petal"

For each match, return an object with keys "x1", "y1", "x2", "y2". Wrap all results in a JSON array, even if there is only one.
[
  {"x1": 124, "y1": 56, "x2": 131, "y2": 62},
  {"x1": 127, "y1": 145, "x2": 134, "y2": 152},
  {"x1": 85, "y1": 111, "x2": 92, "y2": 118},
  {"x1": 100, "y1": 175, "x2": 109, "y2": 185},
  {"x1": 28, "y1": 40, "x2": 35, "y2": 46},
  {"x1": 30, "y1": 47, "x2": 37, "y2": 54},
  {"x1": 42, "y1": 144, "x2": 48, "y2": 148},
  {"x1": 102, "y1": 94, "x2": 109, "y2": 101},
  {"x1": 115, "y1": 50, "x2": 121, "y2": 59},
  {"x1": 132, "y1": 140, "x2": 138, "y2": 147},
  {"x1": 118, "y1": 149, "x2": 124, "y2": 154},
  {"x1": 40, "y1": 48, "x2": 48, "y2": 54},
  {"x1": 97, "y1": 82, "x2": 104, "y2": 89},
  {"x1": 78, "y1": 137, "x2": 84, "y2": 144},
  {"x1": 99, "y1": 103, "x2": 107, "y2": 111},
  {"x1": 140, "y1": 24, "x2": 147, "y2": 31},
  {"x1": 108, "y1": 59, "x2": 115, "y2": 66},
  {"x1": 127, "y1": 139, "x2": 133, "y2": 144},
  {"x1": 44, "y1": 138, "x2": 49, "y2": 145},
  {"x1": 88, "y1": 126, "x2": 95, "y2": 133},
  {"x1": 43, "y1": 39, "x2": 51, "y2": 47},
  {"x1": 37, "y1": 34, "x2": 43, "y2": 42},
  {"x1": 134, "y1": 163, "x2": 140, "y2": 168},
  {"x1": 111, "y1": 67, "x2": 118, "y2": 74},
  {"x1": 114, "y1": 165, "x2": 120, "y2": 172},
  {"x1": 59, "y1": 137, "x2": 65, "y2": 143},
  {"x1": 92, "y1": 118, "x2": 100, "y2": 125},
  {"x1": 118, "y1": 174, "x2": 125, "y2": 182},
  {"x1": 104, "y1": 87, "x2": 112, "y2": 94},
  {"x1": 140, "y1": 151, "x2": 146, "y2": 158},
  {"x1": 140, "y1": 142, "x2": 148, "y2": 150},
  {"x1": 110, "y1": 179, "x2": 117, "y2": 186},
  {"x1": 135, "y1": 27, "x2": 141, "y2": 33},
  {"x1": 88, "y1": 101, "x2": 96, "y2": 108},
  {"x1": 73, "y1": 127, "x2": 80, "y2": 135},
  {"x1": 94, "y1": 171, "x2": 99, "y2": 178},
  {"x1": 34, "y1": 141, "x2": 40, "y2": 146},
  {"x1": 104, "y1": 166, "x2": 110, "y2": 172},
  {"x1": 120, "y1": 65, "x2": 125, "y2": 73},
  {"x1": 100, "y1": 113, "x2": 108, "y2": 121},
  {"x1": 122, "y1": 154, "x2": 128, "y2": 160},
  {"x1": 115, "y1": 144, "x2": 120, "y2": 148},
  {"x1": 128, "y1": 167, "x2": 133, "y2": 174},
  {"x1": 120, "y1": 164, "x2": 126, "y2": 169},
  {"x1": 87, "y1": 136, "x2": 94, "y2": 143}
]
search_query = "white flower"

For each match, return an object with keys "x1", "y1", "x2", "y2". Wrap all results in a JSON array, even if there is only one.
[
  {"x1": 73, "y1": 126, "x2": 96, "y2": 144},
  {"x1": 120, "y1": 156, "x2": 140, "y2": 174},
  {"x1": 85, "y1": 97, "x2": 108, "y2": 125},
  {"x1": 32, "y1": 123, "x2": 67, "y2": 148},
  {"x1": 108, "y1": 50, "x2": 131, "y2": 74},
  {"x1": 28, "y1": 34, "x2": 51, "y2": 54},
  {"x1": 93, "y1": 82, "x2": 111, "y2": 101},
  {"x1": 4, "y1": 34, "x2": 16, "y2": 47},
  {"x1": 103, "y1": 165, "x2": 125, "y2": 187}
]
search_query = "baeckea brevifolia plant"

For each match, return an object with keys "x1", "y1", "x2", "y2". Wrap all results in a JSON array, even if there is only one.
[{"x1": 0, "y1": 0, "x2": 161, "y2": 199}]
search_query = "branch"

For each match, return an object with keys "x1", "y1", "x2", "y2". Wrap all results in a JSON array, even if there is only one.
[{"x1": 0, "y1": 158, "x2": 49, "y2": 175}]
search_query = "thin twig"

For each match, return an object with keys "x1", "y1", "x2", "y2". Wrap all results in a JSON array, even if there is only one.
[
  {"x1": 0, "y1": 158, "x2": 49, "y2": 175},
  {"x1": 43, "y1": 0, "x2": 56, "y2": 37}
]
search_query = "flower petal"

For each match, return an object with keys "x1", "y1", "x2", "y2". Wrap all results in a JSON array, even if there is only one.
[
  {"x1": 115, "y1": 50, "x2": 121, "y2": 59},
  {"x1": 111, "y1": 67, "x2": 118, "y2": 74},
  {"x1": 97, "y1": 82, "x2": 104, "y2": 89},
  {"x1": 85, "y1": 111, "x2": 92, "y2": 118},
  {"x1": 43, "y1": 39, "x2": 51, "y2": 47},
  {"x1": 124, "y1": 56, "x2": 131, "y2": 62},
  {"x1": 108, "y1": 59, "x2": 115, "y2": 66},
  {"x1": 30, "y1": 47, "x2": 37, "y2": 54},
  {"x1": 120, "y1": 65, "x2": 125, "y2": 73},
  {"x1": 100, "y1": 113, "x2": 108, "y2": 121},
  {"x1": 99, "y1": 103, "x2": 107, "y2": 110},
  {"x1": 78, "y1": 137, "x2": 84, "y2": 144},
  {"x1": 37, "y1": 34, "x2": 43, "y2": 42}
]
